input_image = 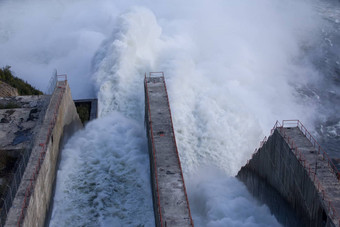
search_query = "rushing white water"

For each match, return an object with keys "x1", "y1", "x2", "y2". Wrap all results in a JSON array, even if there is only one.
[
  {"x1": 0, "y1": 0, "x2": 336, "y2": 226},
  {"x1": 50, "y1": 114, "x2": 154, "y2": 226}
]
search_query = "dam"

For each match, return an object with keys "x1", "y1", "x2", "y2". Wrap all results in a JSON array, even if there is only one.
[
  {"x1": 238, "y1": 120, "x2": 340, "y2": 226},
  {"x1": 1, "y1": 73, "x2": 339, "y2": 226},
  {"x1": 144, "y1": 72, "x2": 194, "y2": 227}
]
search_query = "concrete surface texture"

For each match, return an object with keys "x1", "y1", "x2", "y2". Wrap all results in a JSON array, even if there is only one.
[
  {"x1": 0, "y1": 95, "x2": 49, "y2": 209},
  {"x1": 4, "y1": 81, "x2": 82, "y2": 227},
  {"x1": 0, "y1": 82, "x2": 18, "y2": 97},
  {"x1": 145, "y1": 76, "x2": 193, "y2": 227},
  {"x1": 0, "y1": 96, "x2": 48, "y2": 150},
  {"x1": 237, "y1": 127, "x2": 340, "y2": 227}
]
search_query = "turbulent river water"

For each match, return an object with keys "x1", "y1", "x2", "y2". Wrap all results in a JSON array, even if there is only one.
[{"x1": 0, "y1": 0, "x2": 339, "y2": 226}]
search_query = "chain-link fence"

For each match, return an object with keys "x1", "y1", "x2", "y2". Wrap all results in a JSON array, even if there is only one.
[
  {"x1": 0, "y1": 138, "x2": 34, "y2": 227},
  {"x1": 46, "y1": 71, "x2": 58, "y2": 95}
]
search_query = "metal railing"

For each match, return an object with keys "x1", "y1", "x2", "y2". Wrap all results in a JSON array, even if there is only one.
[
  {"x1": 46, "y1": 71, "x2": 57, "y2": 95},
  {"x1": 248, "y1": 120, "x2": 339, "y2": 225},
  {"x1": 249, "y1": 121, "x2": 281, "y2": 160},
  {"x1": 281, "y1": 120, "x2": 340, "y2": 178},
  {"x1": 149, "y1": 72, "x2": 164, "y2": 77},
  {"x1": 46, "y1": 73, "x2": 67, "y2": 95}
]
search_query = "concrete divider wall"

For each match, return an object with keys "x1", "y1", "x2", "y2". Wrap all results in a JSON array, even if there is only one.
[
  {"x1": 5, "y1": 82, "x2": 82, "y2": 226},
  {"x1": 237, "y1": 129, "x2": 334, "y2": 227},
  {"x1": 144, "y1": 111, "x2": 160, "y2": 226},
  {"x1": 144, "y1": 76, "x2": 193, "y2": 227},
  {"x1": 144, "y1": 86, "x2": 161, "y2": 226}
]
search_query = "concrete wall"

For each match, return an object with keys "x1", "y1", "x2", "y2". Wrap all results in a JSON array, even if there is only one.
[
  {"x1": 5, "y1": 82, "x2": 82, "y2": 226},
  {"x1": 144, "y1": 112, "x2": 161, "y2": 226},
  {"x1": 144, "y1": 76, "x2": 193, "y2": 227},
  {"x1": 237, "y1": 129, "x2": 335, "y2": 227},
  {"x1": 0, "y1": 82, "x2": 18, "y2": 97},
  {"x1": 144, "y1": 78, "x2": 160, "y2": 226},
  {"x1": 0, "y1": 95, "x2": 49, "y2": 224}
]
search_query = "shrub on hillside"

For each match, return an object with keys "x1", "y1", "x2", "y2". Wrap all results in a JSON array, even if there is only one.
[{"x1": 0, "y1": 66, "x2": 43, "y2": 95}]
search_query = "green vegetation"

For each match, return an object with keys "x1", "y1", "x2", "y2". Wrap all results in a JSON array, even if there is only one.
[
  {"x1": 75, "y1": 102, "x2": 90, "y2": 124},
  {"x1": 0, "y1": 66, "x2": 43, "y2": 95}
]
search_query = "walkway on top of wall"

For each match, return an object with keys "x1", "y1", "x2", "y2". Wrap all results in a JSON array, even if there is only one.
[
  {"x1": 145, "y1": 73, "x2": 193, "y2": 227},
  {"x1": 241, "y1": 120, "x2": 340, "y2": 226},
  {"x1": 279, "y1": 126, "x2": 340, "y2": 225}
]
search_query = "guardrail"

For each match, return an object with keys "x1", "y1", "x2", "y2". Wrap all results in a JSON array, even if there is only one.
[
  {"x1": 281, "y1": 120, "x2": 340, "y2": 179},
  {"x1": 249, "y1": 121, "x2": 282, "y2": 159},
  {"x1": 149, "y1": 72, "x2": 164, "y2": 77},
  {"x1": 248, "y1": 120, "x2": 339, "y2": 225},
  {"x1": 46, "y1": 73, "x2": 56, "y2": 95},
  {"x1": 46, "y1": 73, "x2": 67, "y2": 95}
]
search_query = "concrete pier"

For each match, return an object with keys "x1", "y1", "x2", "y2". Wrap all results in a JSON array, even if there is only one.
[
  {"x1": 144, "y1": 74, "x2": 193, "y2": 227},
  {"x1": 2, "y1": 78, "x2": 82, "y2": 227},
  {"x1": 237, "y1": 121, "x2": 340, "y2": 227}
]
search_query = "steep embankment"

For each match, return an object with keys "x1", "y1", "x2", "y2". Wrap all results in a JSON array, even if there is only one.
[
  {"x1": 0, "y1": 66, "x2": 42, "y2": 96},
  {"x1": 0, "y1": 81, "x2": 18, "y2": 97}
]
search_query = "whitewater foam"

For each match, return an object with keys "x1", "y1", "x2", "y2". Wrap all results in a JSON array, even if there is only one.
[
  {"x1": 0, "y1": 0, "x2": 333, "y2": 226},
  {"x1": 187, "y1": 167, "x2": 280, "y2": 227},
  {"x1": 49, "y1": 113, "x2": 154, "y2": 226}
]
